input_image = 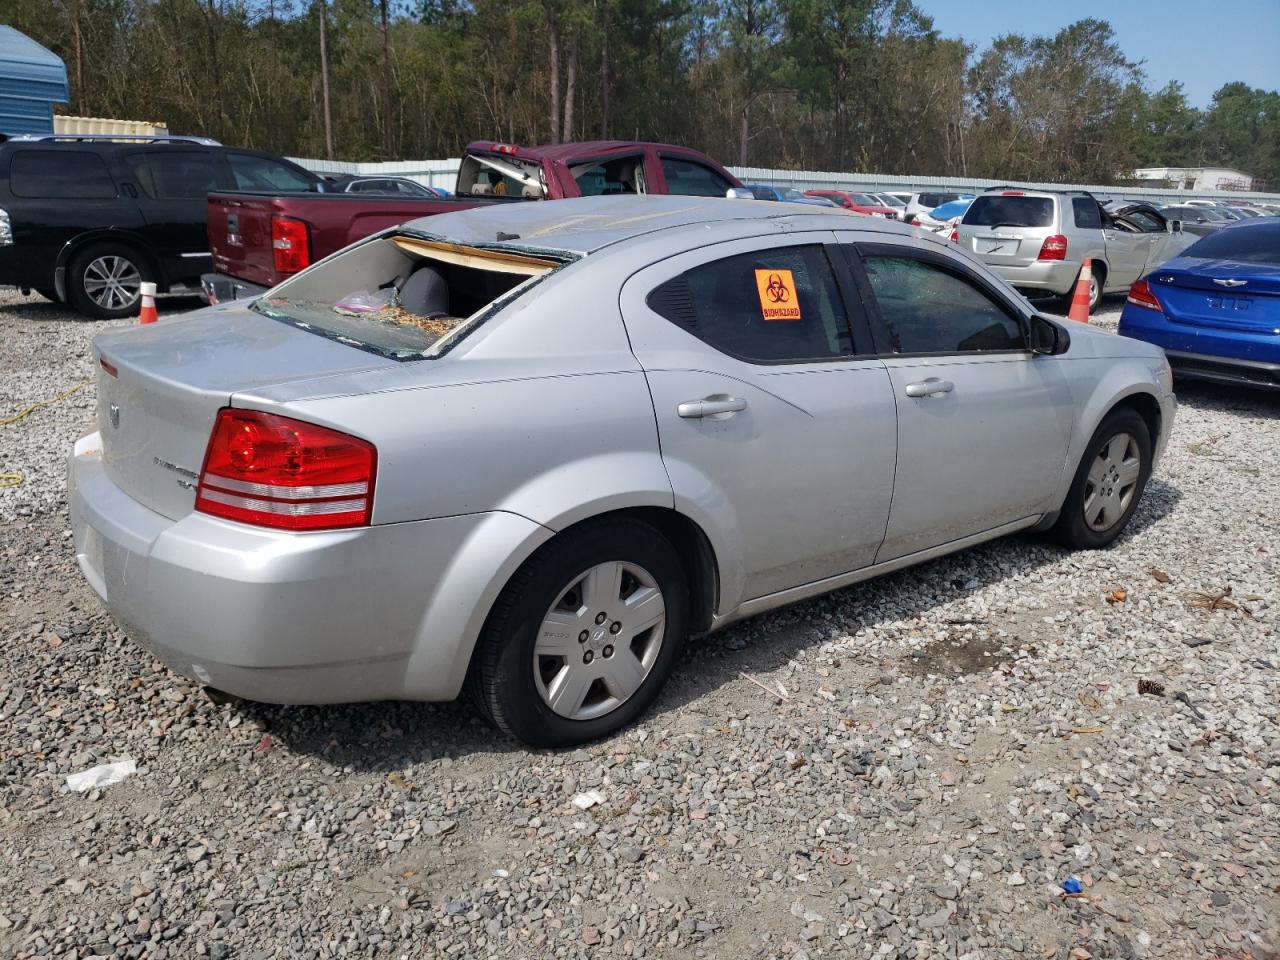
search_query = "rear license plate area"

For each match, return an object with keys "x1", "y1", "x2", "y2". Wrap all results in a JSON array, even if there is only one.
[{"x1": 978, "y1": 237, "x2": 1021, "y2": 255}]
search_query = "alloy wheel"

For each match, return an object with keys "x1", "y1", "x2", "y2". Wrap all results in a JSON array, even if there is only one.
[
  {"x1": 82, "y1": 255, "x2": 142, "y2": 312},
  {"x1": 1083, "y1": 432, "x2": 1141, "y2": 531},
  {"x1": 533, "y1": 560, "x2": 666, "y2": 721}
]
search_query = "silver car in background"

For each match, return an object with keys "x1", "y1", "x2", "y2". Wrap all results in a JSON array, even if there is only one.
[
  {"x1": 956, "y1": 189, "x2": 1194, "y2": 310},
  {"x1": 69, "y1": 196, "x2": 1175, "y2": 746}
]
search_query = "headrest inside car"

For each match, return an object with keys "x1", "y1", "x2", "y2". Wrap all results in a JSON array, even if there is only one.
[{"x1": 400, "y1": 264, "x2": 450, "y2": 317}]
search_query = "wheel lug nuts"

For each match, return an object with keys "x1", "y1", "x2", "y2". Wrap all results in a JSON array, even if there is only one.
[
  {"x1": 603, "y1": 645, "x2": 614, "y2": 658},
  {"x1": 583, "y1": 651, "x2": 594, "y2": 664},
  {"x1": 579, "y1": 631, "x2": 589, "y2": 643},
  {"x1": 595, "y1": 612, "x2": 607, "y2": 625},
  {"x1": 609, "y1": 621, "x2": 621, "y2": 634}
]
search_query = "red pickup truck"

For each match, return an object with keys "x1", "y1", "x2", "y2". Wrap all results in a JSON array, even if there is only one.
[{"x1": 203, "y1": 140, "x2": 743, "y2": 302}]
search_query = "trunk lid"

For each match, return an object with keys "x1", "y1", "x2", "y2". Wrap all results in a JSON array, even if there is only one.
[
  {"x1": 93, "y1": 307, "x2": 394, "y2": 521},
  {"x1": 1150, "y1": 262, "x2": 1280, "y2": 335}
]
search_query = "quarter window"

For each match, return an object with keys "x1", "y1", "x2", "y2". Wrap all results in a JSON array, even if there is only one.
[
  {"x1": 660, "y1": 156, "x2": 733, "y2": 198},
  {"x1": 647, "y1": 245, "x2": 855, "y2": 362},
  {"x1": 9, "y1": 150, "x2": 116, "y2": 199},
  {"x1": 860, "y1": 255, "x2": 1025, "y2": 354},
  {"x1": 1072, "y1": 198, "x2": 1102, "y2": 229}
]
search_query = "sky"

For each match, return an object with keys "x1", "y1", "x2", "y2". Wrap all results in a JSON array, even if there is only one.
[{"x1": 915, "y1": 0, "x2": 1280, "y2": 108}]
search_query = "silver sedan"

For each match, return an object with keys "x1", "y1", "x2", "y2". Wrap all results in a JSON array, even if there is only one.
[{"x1": 69, "y1": 195, "x2": 1176, "y2": 746}]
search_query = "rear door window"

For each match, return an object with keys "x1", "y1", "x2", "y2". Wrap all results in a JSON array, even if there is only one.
[
  {"x1": 647, "y1": 245, "x2": 856, "y2": 362},
  {"x1": 9, "y1": 150, "x2": 117, "y2": 199},
  {"x1": 963, "y1": 195, "x2": 1054, "y2": 228},
  {"x1": 1072, "y1": 198, "x2": 1102, "y2": 229},
  {"x1": 227, "y1": 153, "x2": 317, "y2": 192},
  {"x1": 128, "y1": 151, "x2": 219, "y2": 199},
  {"x1": 660, "y1": 156, "x2": 733, "y2": 198},
  {"x1": 858, "y1": 254, "x2": 1026, "y2": 354}
]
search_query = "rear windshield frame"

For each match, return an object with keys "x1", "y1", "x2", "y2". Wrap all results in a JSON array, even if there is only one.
[
  {"x1": 1182, "y1": 224, "x2": 1280, "y2": 265},
  {"x1": 963, "y1": 195, "x2": 1055, "y2": 228},
  {"x1": 251, "y1": 229, "x2": 577, "y2": 361}
]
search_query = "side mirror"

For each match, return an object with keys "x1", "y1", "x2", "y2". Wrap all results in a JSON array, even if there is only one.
[
  {"x1": 1170, "y1": 219, "x2": 1182, "y2": 233},
  {"x1": 725, "y1": 187, "x2": 755, "y2": 200},
  {"x1": 1030, "y1": 314, "x2": 1070, "y2": 355}
]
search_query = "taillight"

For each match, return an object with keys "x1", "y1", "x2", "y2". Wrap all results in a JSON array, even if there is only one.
[
  {"x1": 949, "y1": 227, "x2": 959, "y2": 243},
  {"x1": 195, "y1": 409, "x2": 376, "y2": 531},
  {"x1": 271, "y1": 215, "x2": 310, "y2": 276},
  {"x1": 1038, "y1": 235, "x2": 1068, "y2": 261},
  {"x1": 1126, "y1": 279, "x2": 1163, "y2": 312},
  {"x1": 1002, "y1": 190, "x2": 1025, "y2": 196}
]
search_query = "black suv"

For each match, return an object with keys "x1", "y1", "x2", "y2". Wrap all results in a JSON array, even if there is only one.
[{"x1": 0, "y1": 135, "x2": 320, "y2": 318}]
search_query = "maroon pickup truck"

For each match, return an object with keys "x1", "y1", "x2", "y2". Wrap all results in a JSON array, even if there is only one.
[{"x1": 203, "y1": 140, "x2": 743, "y2": 302}]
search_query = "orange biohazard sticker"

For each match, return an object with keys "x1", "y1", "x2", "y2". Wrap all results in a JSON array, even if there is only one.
[{"x1": 754, "y1": 269, "x2": 802, "y2": 321}]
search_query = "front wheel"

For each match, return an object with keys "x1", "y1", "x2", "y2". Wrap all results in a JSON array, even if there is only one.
[
  {"x1": 1052, "y1": 408, "x2": 1152, "y2": 549},
  {"x1": 469, "y1": 518, "x2": 689, "y2": 747}
]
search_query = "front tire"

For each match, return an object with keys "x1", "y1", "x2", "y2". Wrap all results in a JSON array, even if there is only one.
[
  {"x1": 469, "y1": 518, "x2": 689, "y2": 747},
  {"x1": 66, "y1": 242, "x2": 150, "y2": 319},
  {"x1": 1052, "y1": 408, "x2": 1152, "y2": 549}
]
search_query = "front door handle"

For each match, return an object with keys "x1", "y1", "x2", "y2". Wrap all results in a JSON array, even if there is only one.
[
  {"x1": 677, "y1": 396, "x2": 748, "y2": 419},
  {"x1": 904, "y1": 378, "x2": 954, "y2": 398}
]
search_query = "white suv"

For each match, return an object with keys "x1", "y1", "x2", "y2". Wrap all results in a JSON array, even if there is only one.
[{"x1": 955, "y1": 189, "x2": 1191, "y2": 310}]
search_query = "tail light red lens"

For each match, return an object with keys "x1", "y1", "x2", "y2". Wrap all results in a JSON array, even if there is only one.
[
  {"x1": 196, "y1": 409, "x2": 376, "y2": 531},
  {"x1": 271, "y1": 215, "x2": 311, "y2": 276},
  {"x1": 949, "y1": 226, "x2": 959, "y2": 242},
  {"x1": 1126, "y1": 279, "x2": 1163, "y2": 311},
  {"x1": 1038, "y1": 234, "x2": 1068, "y2": 261}
]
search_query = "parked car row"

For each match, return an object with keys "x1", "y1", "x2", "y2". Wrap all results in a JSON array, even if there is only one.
[{"x1": 0, "y1": 134, "x2": 746, "y2": 316}]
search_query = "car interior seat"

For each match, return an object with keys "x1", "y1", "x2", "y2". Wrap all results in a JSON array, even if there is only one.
[{"x1": 399, "y1": 263, "x2": 451, "y2": 317}]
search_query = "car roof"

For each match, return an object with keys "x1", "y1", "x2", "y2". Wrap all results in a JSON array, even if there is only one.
[
  {"x1": 466, "y1": 140, "x2": 709, "y2": 163},
  {"x1": 404, "y1": 194, "x2": 922, "y2": 255}
]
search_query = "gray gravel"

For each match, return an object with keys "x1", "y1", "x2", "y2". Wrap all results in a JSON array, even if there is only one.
[{"x1": 2, "y1": 289, "x2": 1278, "y2": 960}]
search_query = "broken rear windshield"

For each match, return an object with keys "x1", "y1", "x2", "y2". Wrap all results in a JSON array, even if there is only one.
[{"x1": 251, "y1": 234, "x2": 567, "y2": 360}]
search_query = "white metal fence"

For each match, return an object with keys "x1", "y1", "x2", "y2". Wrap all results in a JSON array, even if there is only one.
[{"x1": 290, "y1": 156, "x2": 1280, "y2": 204}]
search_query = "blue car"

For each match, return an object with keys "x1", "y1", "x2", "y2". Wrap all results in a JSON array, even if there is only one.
[
  {"x1": 1117, "y1": 218, "x2": 1280, "y2": 390},
  {"x1": 744, "y1": 184, "x2": 839, "y2": 207}
]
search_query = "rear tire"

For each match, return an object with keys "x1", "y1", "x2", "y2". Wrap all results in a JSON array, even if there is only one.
[
  {"x1": 1052, "y1": 408, "x2": 1152, "y2": 549},
  {"x1": 468, "y1": 518, "x2": 689, "y2": 747},
  {"x1": 66, "y1": 242, "x2": 151, "y2": 319}
]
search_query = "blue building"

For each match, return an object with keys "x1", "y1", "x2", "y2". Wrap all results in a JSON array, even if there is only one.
[{"x1": 0, "y1": 26, "x2": 69, "y2": 136}]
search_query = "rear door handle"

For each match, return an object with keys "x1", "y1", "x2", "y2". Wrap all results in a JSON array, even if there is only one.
[
  {"x1": 904, "y1": 378, "x2": 954, "y2": 398},
  {"x1": 677, "y1": 396, "x2": 748, "y2": 419}
]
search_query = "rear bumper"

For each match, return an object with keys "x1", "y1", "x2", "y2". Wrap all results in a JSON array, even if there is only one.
[
  {"x1": 985, "y1": 259, "x2": 1080, "y2": 296},
  {"x1": 1118, "y1": 306, "x2": 1280, "y2": 389},
  {"x1": 69, "y1": 430, "x2": 550, "y2": 703},
  {"x1": 1165, "y1": 350, "x2": 1280, "y2": 390},
  {"x1": 201, "y1": 272, "x2": 268, "y2": 305}
]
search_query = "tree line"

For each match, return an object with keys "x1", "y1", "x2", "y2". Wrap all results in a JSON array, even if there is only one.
[{"x1": 8, "y1": 0, "x2": 1279, "y2": 189}]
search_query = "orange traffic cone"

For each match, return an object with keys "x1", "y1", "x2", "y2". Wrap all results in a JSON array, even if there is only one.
[
  {"x1": 138, "y1": 281, "x2": 158, "y2": 325},
  {"x1": 1067, "y1": 259, "x2": 1092, "y2": 323}
]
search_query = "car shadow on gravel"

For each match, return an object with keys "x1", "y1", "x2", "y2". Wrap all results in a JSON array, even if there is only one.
[
  {"x1": 1173, "y1": 378, "x2": 1280, "y2": 418},
  {"x1": 0, "y1": 294, "x2": 204, "y2": 320},
  {"x1": 226, "y1": 477, "x2": 1182, "y2": 767}
]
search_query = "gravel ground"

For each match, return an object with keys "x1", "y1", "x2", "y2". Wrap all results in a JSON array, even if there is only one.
[{"x1": 1, "y1": 288, "x2": 1277, "y2": 960}]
